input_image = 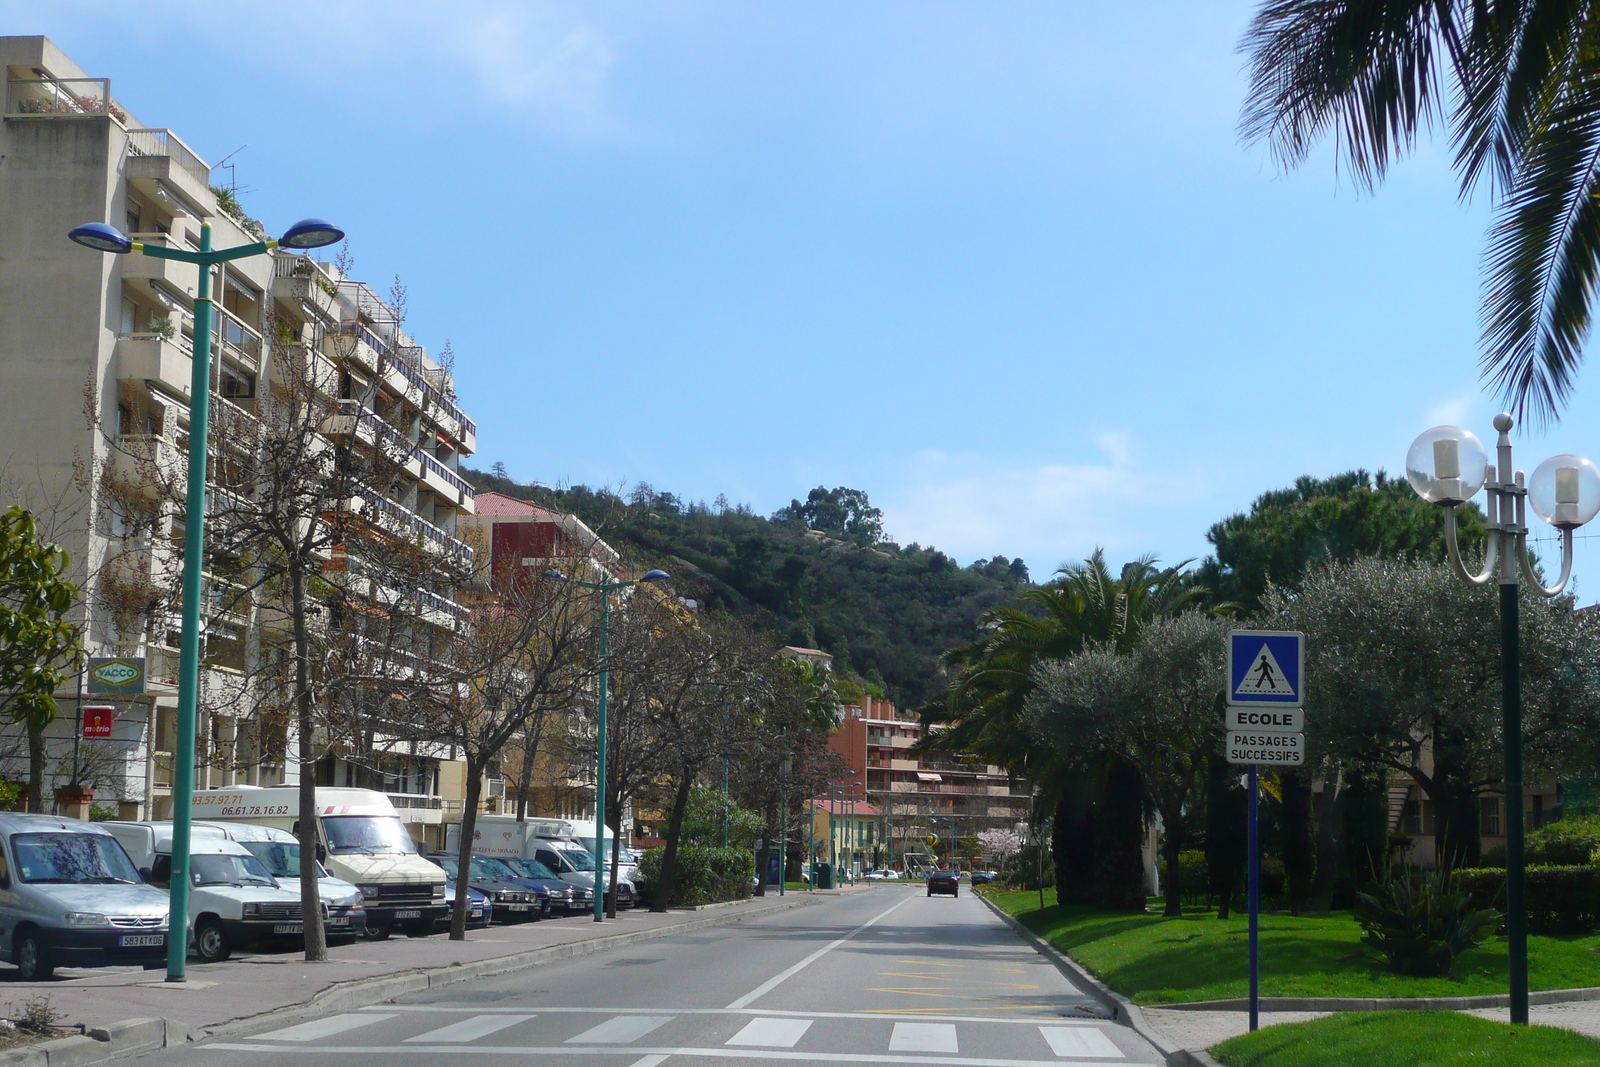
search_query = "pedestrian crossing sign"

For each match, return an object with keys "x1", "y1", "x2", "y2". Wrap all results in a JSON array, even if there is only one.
[{"x1": 1228, "y1": 629, "x2": 1303, "y2": 707}]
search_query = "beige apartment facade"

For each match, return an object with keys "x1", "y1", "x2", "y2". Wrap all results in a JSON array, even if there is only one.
[{"x1": 0, "y1": 36, "x2": 480, "y2": 834}]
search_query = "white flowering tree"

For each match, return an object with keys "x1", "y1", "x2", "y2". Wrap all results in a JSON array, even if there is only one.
[{"x1": 977, "y1": 828, "x2": 1022, "y2": 874}]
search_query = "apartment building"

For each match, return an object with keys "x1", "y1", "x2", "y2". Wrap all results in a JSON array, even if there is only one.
[
  {"x1": 0, "y1": 36, "x2": 478, "y2": 835},
  {"x1": 826, "y1": 695, "x2": 1032, "y2": 871}
]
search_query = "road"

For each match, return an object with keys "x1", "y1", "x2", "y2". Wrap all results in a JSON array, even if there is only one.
[{"x1": 148, "y1": 886, "x2": 1161, "y2": 1066}]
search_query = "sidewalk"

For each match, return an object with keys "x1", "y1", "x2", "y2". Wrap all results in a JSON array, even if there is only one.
[{"x1": 0, "y1": 894, "x2": 821, "y2": 1036}]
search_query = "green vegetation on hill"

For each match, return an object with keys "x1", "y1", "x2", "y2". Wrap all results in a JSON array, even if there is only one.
[{"x1": 464, "y1": 472, "x2": 1030, "y2": 707}]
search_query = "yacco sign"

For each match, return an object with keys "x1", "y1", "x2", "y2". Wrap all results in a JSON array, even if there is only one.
[{"x1": 86, "y1": 657, "x2": 145, "y2": 694}]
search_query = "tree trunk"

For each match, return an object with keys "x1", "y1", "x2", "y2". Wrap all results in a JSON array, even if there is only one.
[
  {"x1": 754, "y1": 800, "x2": 774, "y2": 897},
  {"x1": 1206, "y1": 753, "x2": 1246, "y2": 920},
  {"x1": 1281, "y1": 768, "x2": 1314, "y2": 916},
  {"x1": 514, "y1": 725, "x2": 540, "y2": 822},
  {"x1": 1095, "y1": 759, "x2": 1146, "y2": 911},
  {"x1": 452, "y1": 761, "x2": 484, "y2": 941},
  {"x1": 652, "y1": 776, "x2": 694, "y2": 912},
  {"x1": 1309, "y1": 775, "x2": 1343, "y2": 912},
  {"x1": 25, "y1": 718, "x2": 44, "y2": 814},
  {"x1": 290, "y1": 563, "x2": 328, "y2": 962},
  {"x1": 606, "y1": 801, "x2": 622, "y2": 919},
  {"x1": 1342, "y1": 768, "x2": 1390, "y2": 890},
  {"x1": 1161, "y1": 805, "x2": 1184, "y2": 918},
  {"x1": 1429, "y1": 726, "x2": 1482, "y2": 872}
]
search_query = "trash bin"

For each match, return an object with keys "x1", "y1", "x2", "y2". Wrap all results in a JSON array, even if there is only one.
[{"x1": 816, "y1": 862, "x2": 833, "y2": 890}]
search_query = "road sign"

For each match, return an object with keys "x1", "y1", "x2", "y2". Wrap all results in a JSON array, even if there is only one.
[
  {"x1": 81, "y1": 706, "x2": 114, "y2": 739},
  {"x1": 1227, "y1": 729, "x2": 1304, "y2": 766},
  {"x1": 87, "y1": 657, "x2": 145, "y2": 694},
  {"x1": 1227, "y1": 706, "x2": 1302, "y2": 732},
  {"x1": 1228, "y1": 630, "x2": 1303, "y2": 707}
]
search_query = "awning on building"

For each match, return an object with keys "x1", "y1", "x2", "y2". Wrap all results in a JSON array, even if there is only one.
[{"x1": 917, "y1": 772, "x2": 942, "y2": 783}]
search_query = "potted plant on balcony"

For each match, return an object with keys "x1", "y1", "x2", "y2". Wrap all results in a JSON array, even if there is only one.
[{"x1": 149, "y1": 315, "x2": 176, "y2": 341}]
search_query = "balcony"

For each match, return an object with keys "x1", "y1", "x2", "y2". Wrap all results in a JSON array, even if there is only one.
[
  {"x1": 110, "y1": 435, "x2": 184, "y2": 500},
  {"x1": 213, "y1": 306, "x2": 262, "y2": 368},
  {"x1": 272, "y1": 256, "x2": 339, "y2": 317},
  {"x1": 418, "y1": 450, "x2": 474, "y2": 509},
  {"x1": 347, "y1": 484, "x2": 474, "y2": 566},
  {"x1": 5, "y1": 78, "x2": 125, "y2": 121},
  {"x1": 117, "y1": 335, "x2": 192, "y2": 397},
  {"x1": 121, "y1": 233, "x2": 200, "y2": 297},
  {"x1": 125, "y1": 128, "x2": 212, "y2": 213}
]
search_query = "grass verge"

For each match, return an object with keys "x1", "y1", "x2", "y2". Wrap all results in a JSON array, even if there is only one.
[
  {"x1": 1210, "y1": 1010, "x2": 1600, "y2": 1066},
  {"x1": 985, "y1": 890, "x2": 1600, "y2": 1004}
]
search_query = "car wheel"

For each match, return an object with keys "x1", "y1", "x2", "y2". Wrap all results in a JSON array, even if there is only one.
[
  {"x1": 194, "y1": 918, "x2": 230, "y2": 963},
  {"x1": 926, "y1": 890, "x2": 932, "y2": 897},
  {"x1": 403, "y1": 920, "x2": 434, "y2": 938},
  {"x1": 14, "y1": 930, "x2": 53, "y2": 981},
  {"x1": 363, "y1": 924, "x2": 392, "y2": 941}
]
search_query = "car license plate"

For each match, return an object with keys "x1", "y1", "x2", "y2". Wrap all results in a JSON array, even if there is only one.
[
  {"x1": 273, "y1": 923, "x2": 303, "y2": 934},
  {"x1": 119, "y1": 934, "x2": 163, "y2": 947},
  {"x1": 395, "y1": 910, "x2": 421, "y2": 919},
  {"x1": 329, "y1": 917, "x2": 349, "y2": 926},
  {"x1": 508, "y1": 903, "x2": 529, "y2": 911}
]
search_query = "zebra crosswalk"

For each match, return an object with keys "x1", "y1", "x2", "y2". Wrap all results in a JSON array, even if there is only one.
[{"x1": 230, "y1": 1009, "x2": 1143, "y2": 1063}]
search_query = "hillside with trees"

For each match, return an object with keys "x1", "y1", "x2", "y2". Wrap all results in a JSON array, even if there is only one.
[{"x1": 463, "y1": 471, "x2": 1031, "y2": 707}]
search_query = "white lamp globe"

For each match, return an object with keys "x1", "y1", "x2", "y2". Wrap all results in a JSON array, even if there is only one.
[
  {"x1": 1406, "y1": 426, "x2": 1488, "y2": 505},
  {"x1": 1529, "y1": 454, "x2": 1600, "y2": 529}
]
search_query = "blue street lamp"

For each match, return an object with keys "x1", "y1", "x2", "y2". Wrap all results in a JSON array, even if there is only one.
[
  {"x1": 548, "y1": 566, "x2": 670, "y2": 921},
  {"x1": 70, "y1": 217, "x2": 343, "y2": 981}
]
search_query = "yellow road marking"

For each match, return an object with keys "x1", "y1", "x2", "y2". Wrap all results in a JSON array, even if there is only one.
[{"x1": 895, "y1": 959, "x2": 961, "y2": 967}]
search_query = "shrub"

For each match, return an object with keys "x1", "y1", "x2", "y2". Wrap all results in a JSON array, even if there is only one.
[
  {"x1": 1455, "y1": 865, "x2": 1600, "y2": 934},
  {"x1": 1353, "y1": 868, "x2": 1500, "y2": 977},
  {"x1": 1479, "y1": 816, "x2": 1600, "y2": 868},
  {"x1": 635, "y1": 846, "x2": 754, "y2": 908}
]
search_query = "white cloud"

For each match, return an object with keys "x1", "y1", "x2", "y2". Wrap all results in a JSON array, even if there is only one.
[{"x1": 878, "y1": 432, "x2": 1209, "y2": 573}]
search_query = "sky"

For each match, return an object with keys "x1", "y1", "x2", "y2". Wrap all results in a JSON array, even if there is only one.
[{"x1": 23, "y1": 1, "x2": 1600, "y2": 591}]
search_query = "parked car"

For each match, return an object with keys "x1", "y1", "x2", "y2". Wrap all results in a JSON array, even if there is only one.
[
  {"x1": 495, "y1": 856, "x2": 589, "y2": 914},
  {"x1": 970, "y1": 870, "x2": 998, "y2": 887},
  {"x1": 426, "y1": 853, "x2": 547, "y2": 922},
  {"x1": 102, "y1": 823, "x2": 307, "y2": 963},
  {"x1": 440, "y1": 879, "x2": 491, "y2": 928},
  {"x1": 863, "y1": 869, "x2": 900, "y2": 881},
  {"x1": 529, "y1": 841, "x2": 637, "y2": 909},
  {"x1": 184, "y1": 821, "x2": 365, "y2": 940},
  {"x1": 0, "y1": 814, "x2": 170, "y2": 980},
  {"x1": 926, "y1": 870, "x2": 960, "y2": 897}
]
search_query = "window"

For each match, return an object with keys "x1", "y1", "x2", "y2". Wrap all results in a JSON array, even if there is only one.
[
  {"x1": 1480, "y1": 797, "x2": 1502, "y2": 836},
  {"x1": 1402, "y1": 800, "x2": 1421, "y2": 835},
  {"x1": 1422, "y1": 800, "x2": 1437, "y2": 836}
]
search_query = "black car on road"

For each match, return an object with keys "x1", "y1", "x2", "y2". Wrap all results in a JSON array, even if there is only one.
[{"x1": 927, "y1": 870, "x2": 959, "y2": 897}]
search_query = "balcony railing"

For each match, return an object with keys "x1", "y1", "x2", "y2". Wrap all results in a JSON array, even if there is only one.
[
  {"x1": 334, "y1": 326, "x2": 476, "y2": 441},
  {"x1": 5, "y1": 78, "x2": 126, "y2": 122},
  {"x1": 126, "y1": 128, "x2": 210, "y2": 188},
  {"x1": 213, "y1": 306, "x2": 262, "y2": 365},
  {"x1": 417, "y1": 449, "x2": 474, "y2": 501},
  {"x1": 350, "y1": 483, "x2": 473, "y2": 565}
]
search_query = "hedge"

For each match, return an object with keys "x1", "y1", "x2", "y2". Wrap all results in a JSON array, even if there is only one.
[
  {"x1": 1454, "y1": 866, "x2": 1600, "y2": 934},
  {"x1": 1482, "y1": 816, "x2": 1600, "y2": 868},
  {"x1": 634, "y1": 845, "x2": 754, "y2": 908}
]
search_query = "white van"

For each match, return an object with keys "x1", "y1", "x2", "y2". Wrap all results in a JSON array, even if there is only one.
[
  {"x1": 192, "y1": 822, "x2": 366, "y2": 939},
  {"x1": 101, "y1": 822, "x2": 306, "y2": 963},
  {"x1": 189, "y1": 787, "x2": 446, "y2": 936}
]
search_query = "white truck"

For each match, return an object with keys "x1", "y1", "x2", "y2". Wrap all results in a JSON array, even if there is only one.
[
  {"x1": 188, "y1": 787, "x2": 446, "y2": 937},
  {"x1": 100, "y1": 822, "x2": 306, "y2": 963}
]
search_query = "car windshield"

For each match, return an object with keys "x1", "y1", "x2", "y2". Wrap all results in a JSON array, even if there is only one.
[
  {"x1": 191, "y1": 852, "x2": 277, "y2": 888},
  {"x1": 11, "y1": 832, "x2": 142, "y2": 885},
  {"x1": 472, "y1": 856, "x2": 518, "y2": 879},
  {"x1": 503, "y1": 857, "x2": 557, "y2": 880},
  {"x1": 322, "y1": 816, "x2": 417, "y2": 855},
  {"x1": 557, "y1": 848, "x2": 595, "y2": 872},
  {"x1": 239, "y1": 841, "x2": 325, "y2": 879},
  {"x1": 433, "y1": 857, "x2": 460, "y2": 878}
]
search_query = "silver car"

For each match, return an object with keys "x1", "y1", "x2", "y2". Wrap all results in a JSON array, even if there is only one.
[{"x1": 0, "y1": 814, "x2": 170, "y2": 979}]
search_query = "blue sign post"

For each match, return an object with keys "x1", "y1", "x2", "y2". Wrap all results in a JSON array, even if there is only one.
[{"x1": 1226, "y1": 629, "x2": 1304, "y2": 1034}]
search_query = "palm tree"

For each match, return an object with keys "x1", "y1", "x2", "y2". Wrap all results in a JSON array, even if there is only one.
[
  {"x1": 922, "y1": 550, "x2": 1205, "y2": 779},
  {"x1": 1240, "y1": 2, "x2": 1600, "y2": 424}
]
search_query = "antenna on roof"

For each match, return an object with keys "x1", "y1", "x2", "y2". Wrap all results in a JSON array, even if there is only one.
[{"x1": 214, "y1": 145, "x2": 251, "y2": 195}]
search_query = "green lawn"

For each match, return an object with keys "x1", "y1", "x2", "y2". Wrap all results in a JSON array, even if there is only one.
[
  {"x1": 1211, "y1": 1011, "x2": 1600, "y2": 1067},
  {"x1": 986, "y1": 890, "x2": 1600, "y2": 1004}
]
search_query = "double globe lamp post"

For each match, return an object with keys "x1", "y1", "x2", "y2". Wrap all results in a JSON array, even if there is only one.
[
  {"x1": 1406, "y1": 412, "x2": 1600, "y2": 1025},
  {"x1": 69, "y1": 217, "x2": 346, "y2": 981}
]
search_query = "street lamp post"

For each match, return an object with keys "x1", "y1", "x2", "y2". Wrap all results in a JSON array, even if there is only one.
[
  {"x1": 69, "y1": 218, "x2": 343, "y2": 982},
  {"x1": 548, "y1": 567, "x2": 670, "y2": 923},
  {"x1": 778, "y1": 758, "x2": 789, "y2": 896},
  {"x1": 1406, "y1": 414, "x2": 1600, "y2": 1025}
]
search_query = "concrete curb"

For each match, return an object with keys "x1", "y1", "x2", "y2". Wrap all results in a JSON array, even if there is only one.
[
  {"x1": 0, "y1": 895, "x2": 820, "y2": 1067},
  {"x1": 976, "y1": 893, "x2": 1222, "y2": 1067}
]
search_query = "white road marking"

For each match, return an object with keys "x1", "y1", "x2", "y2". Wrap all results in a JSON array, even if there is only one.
[
  {"x1": 404, "y1": 1015, "x2": 537, "y2": 1043},
  {"x1": 726, "y1": 894, "x2": 916, "y2": 1008},
  {"x1": 566, "y1": 1016, "x2": 675, "y2": 1044},
  {"x1": 254, "y1": 1014, "x2": 398, "y2": 1042},
  {"x1": 1039, "y1": 1027, "x2": 1123, "y2": 1059},
  {"x1": 627, "y1": 1058, "x2": 670, "y2": 1067},
  {"x1": 206, "y1": 1044, "x2": 1102, "y2": 1065},
  {"x1": 368, "y1": 1006, "x2": 1107, "y2": 1026},
  {"x1": 891, "y1": 1023, "x2": 959, "y2": 1053},
  {"x1": 727, "y1": 1017, "x2": 814, "y2": 1047}
]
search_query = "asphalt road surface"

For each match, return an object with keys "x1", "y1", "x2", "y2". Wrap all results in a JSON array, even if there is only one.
[{"x1": 154, "y1": 886, "x2": 1162, "y2": 1066}]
